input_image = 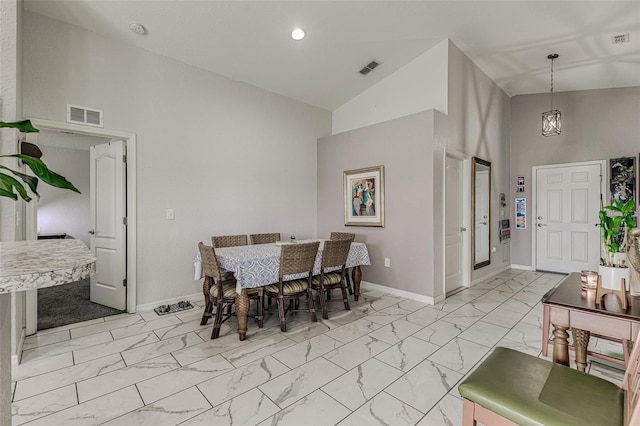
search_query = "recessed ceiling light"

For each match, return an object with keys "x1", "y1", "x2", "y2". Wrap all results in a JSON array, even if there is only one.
[
  {"x1": 291, "y1": 28, "x2": 305, "y2": 41},
  {"x1": 129, "y1": 23, "x2": 146, "y2": 35}
]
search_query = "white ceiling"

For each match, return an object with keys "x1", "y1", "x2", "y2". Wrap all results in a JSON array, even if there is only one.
[{"x1": 24, "y1": 1, "x2": 640, "y2": 111}]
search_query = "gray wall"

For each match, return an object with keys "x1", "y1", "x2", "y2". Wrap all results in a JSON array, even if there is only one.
[
  {"x1": 510, "y1": 87, "x2": 640, "y2": 267},
  {"x1": 447, "y1": 41, "x2": 512, "y2": 282},
  {"x1": 318, "y1": 111, "x2": 435, "y2": 297},
  {"x1": 38, "y1": 146, "x2": 90, "y2": 246},
  {"x1": 23, "y1": 12, "x2": 332, "y2": 305}
]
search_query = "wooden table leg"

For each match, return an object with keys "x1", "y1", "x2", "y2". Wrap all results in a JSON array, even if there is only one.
[
  {"x1": 235, "y1": 288, "x2": 249, "y2": 341},
  {"x1": 541, "y1": 305, "x2": 550, "y2": 357},
  {"x1": 552, "y1": 323, "x2": 570, "y2": 367},
  {"x1": 352, "y1": 265, "x2": 362, "y2": 302},
  {"x1": 572, "y1": 328, "x2": 590, "y2": 372}
]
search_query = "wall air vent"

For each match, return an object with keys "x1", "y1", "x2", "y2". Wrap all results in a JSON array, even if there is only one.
[
  {"x1": 66, "y1": 104, "x2": 103, "y2": 128},
  {"x1": 359, "y1": 60, "x2": 380, "y2": 76}
]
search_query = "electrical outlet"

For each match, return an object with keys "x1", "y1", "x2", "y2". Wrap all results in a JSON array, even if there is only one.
[
  {"x1": 384, "y1": 258, "x2": 391, "y2": 267},
  {"x1": 166, "y1": 209, "x2": 175, "y2": 220}
]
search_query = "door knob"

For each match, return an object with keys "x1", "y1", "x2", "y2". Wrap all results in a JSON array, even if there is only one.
[
  {"x1": 88, "y1": 229, "x2": 95, "y2": 235},
  {"x1": 460, "y1": 227, "x2": 467, "y2": 232},
  {"x1": 537, "y1": 223, "x2": 547, "y2": 227},
  {"x1": 480, "y1": 222, "x2": 487, "y2": 225}
]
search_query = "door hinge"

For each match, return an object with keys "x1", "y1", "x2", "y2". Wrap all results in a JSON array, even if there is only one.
[
  {"x1": 123, "y1": 154, "x2": 127, "y2": 163},
  {"x1": 123, "y1": 217, "x2": 127, "y2": 225},
  {"x1": 123, "y1": 279, "x2": 127, "y2": 287}
]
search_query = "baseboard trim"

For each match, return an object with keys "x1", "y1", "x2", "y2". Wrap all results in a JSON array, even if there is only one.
[
  {"x1": 12, "y1": 327, "x2": 25, "y2": 366},
  {"x1": 360, "y1": 281, "x2": 436, "y2": 305},
  {"x1": 136, "y1": 292, "x2": 202, "y2": 313},
  {"x1": 470, "y1": 265, "x2": 512, "y2": 286},
  {"x1": 510, "y1": 264, "x2": 534, "y2": 271}
]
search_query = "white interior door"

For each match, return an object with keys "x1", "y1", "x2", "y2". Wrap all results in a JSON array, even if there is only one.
[
  {"x1": 90, "y1": 140, "x2": 126, "y2": 310},
  {"x1": 445, "y1": 155, "x2": 465, "y2": 294},
  {"x1": 535, "y1": 163, "x2": 601, "y2": 273}
]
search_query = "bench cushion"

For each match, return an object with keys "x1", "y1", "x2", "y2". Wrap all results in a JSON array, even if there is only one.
[{"x1": 458, "y1": 347, "x2": 624, "y2": 426}]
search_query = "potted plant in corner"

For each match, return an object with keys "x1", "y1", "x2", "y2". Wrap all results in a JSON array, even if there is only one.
[
  {"x1": 599, "y1": 197, "x2": 636, "y2": 291},
  {"x1": 0, "y1": 120, "x2": 79, "y2": 201}
]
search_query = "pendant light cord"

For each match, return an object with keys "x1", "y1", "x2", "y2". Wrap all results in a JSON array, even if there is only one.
[{"x1": 550, "y1": 56, "x2": 554, "y2": 110}]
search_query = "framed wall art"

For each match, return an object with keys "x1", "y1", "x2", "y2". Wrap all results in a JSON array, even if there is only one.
[
  {"x1": 610, "y1": 156, "x2": 635, "y2": 204},
  {"x1": 344, "y1": 165, "x2": 384, "y2": 227}
]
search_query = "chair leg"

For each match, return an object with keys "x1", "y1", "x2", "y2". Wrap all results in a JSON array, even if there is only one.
[
  {"x1": 320, "y1": 286, "x2": 328, "y2": 320},
  {"x1": 211, "y1": 299, "x2": 225, "y2": 339},
  {"x1": 340, "y1": 281, "x2": 351, "y2": 311},
  {"x1": 307, "y1": 287, "x2": 318, "y2": 322},
  {"x1": 345, "y1": 269, "x2": 353, "y2": 295},
  {"x1": 200, "y1": 300, "x2": 213, "y2": 325},
  {"x1": 277, "y1": 295, "x2": 287, "y2": 332},
  {"x1": 257, "y1": 293, "x2": 264, "y2": 328}
]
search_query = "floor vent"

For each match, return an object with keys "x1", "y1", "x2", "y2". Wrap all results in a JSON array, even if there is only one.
[{"x1": 67, "y1": 104, "x2": 103, "y2": 128}]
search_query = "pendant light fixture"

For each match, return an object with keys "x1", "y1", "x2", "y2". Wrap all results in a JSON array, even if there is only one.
[{"x1": 542, "y1": 53, "x2": 561, "y2": 137}]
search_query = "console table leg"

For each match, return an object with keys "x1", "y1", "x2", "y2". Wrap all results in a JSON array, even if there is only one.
[
  {"x1": 352, "y1": 266, "x2": 362, "y2": 302},
  {"x1": 552, "y1": 324, "x2": 570, "y2": 367},
  {"x1": 572, "y1": 328, "x2": 590, "y2": 372},
  {"x1": 236, "y1": 289, "x2": 249, "y2": 341}
]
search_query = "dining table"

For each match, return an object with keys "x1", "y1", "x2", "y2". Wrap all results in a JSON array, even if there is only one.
[{"x1": 214, "y1": 239, "x2": 371, "y2": 341}]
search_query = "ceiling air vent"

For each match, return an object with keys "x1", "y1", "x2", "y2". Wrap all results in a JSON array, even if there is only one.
[
  {"x1": 67, "y1": 104, "x2": 103, "y2": 128},
  {"x1": 611, "y1": 33, "x2": 630, "y2": 44},
  {"x1": 359, "y1": 60, "x2": 380, "y2": 76}
]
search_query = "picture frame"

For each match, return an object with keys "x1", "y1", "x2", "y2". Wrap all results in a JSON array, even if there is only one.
[
  {"x1": 610, "y1": 156, "x2": 635, "y2": 204},
  {"x1": 344, "y1": 165, "x2": 384, "y2": 227}
]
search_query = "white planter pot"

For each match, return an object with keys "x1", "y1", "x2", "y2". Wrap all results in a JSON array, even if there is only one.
[{"x1": 599, "y1": 264, "x2": 630, "y2": 291}]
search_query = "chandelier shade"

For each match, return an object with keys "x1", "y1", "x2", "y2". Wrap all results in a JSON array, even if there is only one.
[{"x1": 542, "y1": 54, "x2": 561, "y2": 137}]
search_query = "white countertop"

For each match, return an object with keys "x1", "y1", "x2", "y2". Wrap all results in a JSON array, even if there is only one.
[{"x1": 0, "y1": 239, "x2": 96, "y2": 294}]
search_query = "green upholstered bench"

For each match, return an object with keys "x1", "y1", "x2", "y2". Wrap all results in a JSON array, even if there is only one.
[{"x1": 458, "y1": 345, "x2": 640, "y2": 426}]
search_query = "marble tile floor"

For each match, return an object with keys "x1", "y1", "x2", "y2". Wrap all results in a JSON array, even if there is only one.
[{"x1": 11, "y1": 269, "x2": 625, "y2": 425}]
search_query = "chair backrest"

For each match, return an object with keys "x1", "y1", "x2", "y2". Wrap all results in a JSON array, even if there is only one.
[
  {"x1": 279, "y1": 241, "x2": 320, "y2": 277},
  {"x1": 320, "y1": 239, "x2": 351, "y2": 270},
  {"x1": 330, "y1": 232, "x2": 355, "y2": 242},
  {"x1": 198, "y1": 242, "x2": 223, "y2": 281},
  {"x1": 623, "y1": 331, "x2": 640, "y2": 424},
  {"x1": 212, "y1": 234, "x2": 247, "y2": 248},
  {"x1": 250, "y1": 233, "x2": 281, "y2": 244}
]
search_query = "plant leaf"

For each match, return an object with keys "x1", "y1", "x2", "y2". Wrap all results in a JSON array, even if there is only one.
[
  {"x1": 0, "y1": 165, "x2": 39, "y2": 197},
  {"x1": 0, "y1": 154, "x2": 80, "y2": 193},
  {"x1": 0, "y1": 120, "x2": 40, "y2": 133},
  {"x1": 0, "y1": 173, "x2": 32, "y2": 202}
]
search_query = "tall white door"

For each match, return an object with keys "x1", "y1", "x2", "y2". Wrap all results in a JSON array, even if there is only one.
[
  {"x1": 90, "y1": 140, "x2": 126, "y2": 310},
  {"x1": 445, "y1": 155, "x2": 465, "y2": 294},
  {"x1": 536, "y1": 163, "x2": 601, "y2": 273}
]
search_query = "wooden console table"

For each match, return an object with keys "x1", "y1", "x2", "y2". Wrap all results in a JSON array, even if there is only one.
[
  {"x1": 542, "y1": 272, "x2": 640, "y2": 372},
  {"x1": 0, "y1": 240, "x2": 96, "y2": 426}
]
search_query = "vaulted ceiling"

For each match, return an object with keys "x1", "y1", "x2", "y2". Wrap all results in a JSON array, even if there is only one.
[{"x1": 25, "y1": 1, "x2": 640, "y2": 110}]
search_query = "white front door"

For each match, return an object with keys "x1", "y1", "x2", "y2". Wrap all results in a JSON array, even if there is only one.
[
  {"x1": 90, "y1": 140, "x2": 126, "y2": 310},
  {"x1": 445, "y1": 155, "x2": 465, "y2": 294},
  {"x1": 535, "y1": 163, "x2": 602, "y2": 273}
]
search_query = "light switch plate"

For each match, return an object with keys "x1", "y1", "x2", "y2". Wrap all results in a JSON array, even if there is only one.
[{"x1": 166, "y1": 209, "x2": 175, "y2": 220}]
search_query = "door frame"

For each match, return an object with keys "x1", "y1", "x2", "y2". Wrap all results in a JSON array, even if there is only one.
[
  {"x1": 531, "y1": 160, "x2": 605, "y2": 272},
  {"x1": 443, "y1": 149, "x2": 471, "y2": 296},
  {"x1": 25, "y1": 118, "x2": 137, "y2": 334}
]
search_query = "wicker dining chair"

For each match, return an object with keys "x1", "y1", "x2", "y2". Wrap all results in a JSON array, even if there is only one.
[
  {"x1": 250, "y1": 233, "x2": 281, "y2": 244},
  {"x1": 211, "y1": 234, "x2": 248, "y2": 248},
  {"x1": 264, "y1": 241, "x2": 320, "y2": 332},
  {"x1": 311, "y1": 239, "x2": 352, "y2": 319},
  {"x1": 330, "y1": 232, "x2": 356, "y2": 294},
  {"x1": 198, "y1": 242, "x2": 263, "y2": 338}
]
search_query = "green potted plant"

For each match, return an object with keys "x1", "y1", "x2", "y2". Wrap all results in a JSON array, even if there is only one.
[
  {"x1": 0, "y1": 120, "x2": 79, "y2": 201},
  {"x1": 599, "y1": 197, "x2": 636, "y2": 291}
]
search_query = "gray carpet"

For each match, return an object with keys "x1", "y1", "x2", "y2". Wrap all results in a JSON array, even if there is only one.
[{"x1": 38, "y1": 277, "x2": 124, "y2": 330}]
